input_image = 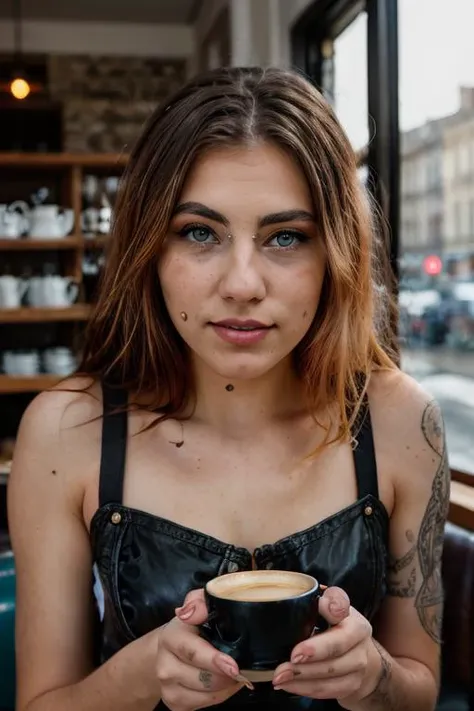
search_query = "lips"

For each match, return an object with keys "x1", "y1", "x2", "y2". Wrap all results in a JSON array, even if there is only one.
[
  {"x1": 211, "y1": 319, "x2": 273, "y2": 330},
  {"x1": 210, "y1": 319, "x2": 275, "y2": 345}
]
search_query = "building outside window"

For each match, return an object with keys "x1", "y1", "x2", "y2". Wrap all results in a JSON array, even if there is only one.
[{"x1": 399, "y1": 0, "x2": 474, "y2": 474}]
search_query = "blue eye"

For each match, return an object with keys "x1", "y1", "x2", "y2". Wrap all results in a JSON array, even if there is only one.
[
  {"x1": 180, "y1": 225, "x2": 218, "y2": 244},
  {"x1": 268, "y1": 231, "x2": 306, "y2": 249}
]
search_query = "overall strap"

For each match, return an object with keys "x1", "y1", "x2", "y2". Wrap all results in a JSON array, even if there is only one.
[
  {"x1": 351, "y1": 400, "x2": 379, "y2": 500},
  {"x1": 99, "y1": 382, "x2": 129, "y2": 507}
]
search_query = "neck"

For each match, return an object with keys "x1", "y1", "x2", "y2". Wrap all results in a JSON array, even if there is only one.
[{"x1": 191, "y1": 357, "x2": 307, "y2": 437}]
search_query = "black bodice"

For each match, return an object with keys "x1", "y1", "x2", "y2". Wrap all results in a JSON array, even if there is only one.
[{"x1": 90, "y1": 385, "x2": 389, "y2": 710}]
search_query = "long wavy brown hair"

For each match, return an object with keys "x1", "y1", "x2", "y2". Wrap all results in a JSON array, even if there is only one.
[{"x1": 78, "y1": 66, "x2": 397, "y2": 443}]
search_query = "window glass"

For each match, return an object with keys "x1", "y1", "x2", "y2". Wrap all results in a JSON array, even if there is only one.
[
  {"x1": 399, "y1": 0, "x2": 474, "y2": 473},
  {"x1": 331, "y1": 12, "x2": 369, "y2": 154}
]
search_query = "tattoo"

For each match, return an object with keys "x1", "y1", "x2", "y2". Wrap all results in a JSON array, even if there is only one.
[
  {"x1": 199, "y1": 669, "x2": 213, "y2": 689},
  {"x1": 387, "y1": 530, "x2": 417, "y2": 597},
  {"x1": 369, "y1": 640, "x2": 392, "y2": 702},
  {"x1": 416, "y1": 400, "x2": 450, "y2": 644}
]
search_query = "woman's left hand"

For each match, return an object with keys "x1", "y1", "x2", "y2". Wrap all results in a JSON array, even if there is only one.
[{"x1": 272, "y1": 587, "x2": 382, "y2": 707}]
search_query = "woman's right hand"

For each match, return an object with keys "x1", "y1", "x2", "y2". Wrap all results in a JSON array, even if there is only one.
[{"x1": 156, "y1": 593, "x2": 244, "y2": 711}]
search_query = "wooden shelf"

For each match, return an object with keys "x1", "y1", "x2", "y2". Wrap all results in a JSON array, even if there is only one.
[
  {"x1": 0, "y1": 236, "x2": 83, "y2": 250},
  {"x1": 0, "y1": 374, "x2": 62, "y2": 394},
  {"x1": 0, "y1": 305, "x2": 91, "y2": 323},
  {"x1": 82, "y1": 235, "x2": 109, "y2": 249},
  {"x1": 0, "y1": 152, "x2": 128, "y2": 168}
]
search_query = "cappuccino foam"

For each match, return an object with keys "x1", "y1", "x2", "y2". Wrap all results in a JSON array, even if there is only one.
[{"x1": 207, "y1": 570, "x2": 315, "y2": 602}]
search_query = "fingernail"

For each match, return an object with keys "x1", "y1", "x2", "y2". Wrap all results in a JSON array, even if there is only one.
[
  {"x1": 176, "y1": 604, "x2": 195, "y2": 620},
  {"x1": 329, "y1": 602, "x2": 346, "y2": 616},
  {"x1": 273, "y1": 670, "x2": 294, "y2": 686},
  {"x1": 291, "y1": 654, "x2": 307, "y2": 664},
  {"x1": 215, "y1": 655, "x2": 239, "y2": 678},
  {"x1": 235, "y1": 673, "x2": 254, "y2": 690}
]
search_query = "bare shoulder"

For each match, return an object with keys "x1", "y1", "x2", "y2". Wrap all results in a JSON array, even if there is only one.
[
  {"x1": 20, "y1": 375, "x2": 102, "y2": 434},
  {"x1": 367, "y1": 368, "x2": 447, "y2": 492},
  {"x1": 9, "y1": 376, "x2": 103, "y2": 511}
]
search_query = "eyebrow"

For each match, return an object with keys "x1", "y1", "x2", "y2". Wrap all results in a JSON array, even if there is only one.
[{"x1": 173, "y1": 202, "x2": 315, "y2": 228}]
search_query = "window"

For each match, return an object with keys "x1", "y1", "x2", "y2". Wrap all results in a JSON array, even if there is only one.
[
  {"x1": 399, "y1": 0, "x2": 474, "y2": 474},
  {"x1": 331, "y1": 12, "x2": 368, "y2": 153}
]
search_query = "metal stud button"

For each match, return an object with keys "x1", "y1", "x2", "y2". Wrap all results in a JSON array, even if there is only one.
[
  {"x1": 227, "y1": 561, "x2": 239, "y2": 573},
  {"x1": 364, "y1": 506, "x2": 373, "y2": 517},
  {"x1": 111, "y1": 512, "x2": 122, "y2": 524}
]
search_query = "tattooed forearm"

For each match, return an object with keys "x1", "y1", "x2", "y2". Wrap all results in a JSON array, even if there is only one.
[
  {"x1": 387, "y1": 530, "x2": 417, "y2": 597},
  {"x1": 416, "y1": 400, "x2": 450, "y2": 644},
  {"x1": 364, "y1": 640, "x2": 395, "y2": 709}
]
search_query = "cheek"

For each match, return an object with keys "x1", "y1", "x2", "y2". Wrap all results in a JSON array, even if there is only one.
[
  {"x1": 285, "y1": 262, "x2": 325, "y2": 315},
  {"x1": 159, "y1": 255, "x2": 213, "y2": 312}
]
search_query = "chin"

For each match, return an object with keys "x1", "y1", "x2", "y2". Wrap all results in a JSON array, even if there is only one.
[{"x1": 204, "y1": 353, "x2": 289, "y2": 381}]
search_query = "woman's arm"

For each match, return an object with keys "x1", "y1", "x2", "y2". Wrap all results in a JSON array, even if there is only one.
[
  {"x1": 22, "y1": 634, "x2": 161, "y2": 711},
  {"x1": 346, "y1": 375, "x2": 450, "y2": 711},
  {"x1": 8, "y1": 387, "x2": 162, "y2": 711},
  {"x1": 269, "y1": 372, "x2": 449, "y2": 711}
]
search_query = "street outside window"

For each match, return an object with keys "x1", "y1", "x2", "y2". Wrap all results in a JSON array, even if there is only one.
[{"x1": 399, "y1": 0, "x2": 474, "y2": 474}]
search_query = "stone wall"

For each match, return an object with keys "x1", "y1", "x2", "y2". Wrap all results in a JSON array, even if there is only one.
[{"x1": 48, "y1": 55, "x2": 187, "y2": 152}]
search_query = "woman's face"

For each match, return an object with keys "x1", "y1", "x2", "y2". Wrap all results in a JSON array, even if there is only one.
[{"x1": 159, "y1": 142, "x2": 326, "y2": 382}]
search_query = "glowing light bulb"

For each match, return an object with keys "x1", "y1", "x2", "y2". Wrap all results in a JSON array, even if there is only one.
[{"x1": 10, "y1": 77, "x2": 30, "y2": 100}]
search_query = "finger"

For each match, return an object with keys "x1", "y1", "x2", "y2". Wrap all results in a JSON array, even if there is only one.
[
  {"x1": 176, "y1": 589, "x2": 208, "y2": 625},
  {"x1": 290, "y1": 609, "x2": 371, "y2": 663},
  {"x1": 165, "y1": 620, "x2": 240, "y2": 679},
  {"x1": 159, "y1": 655, "x2": 239, "y2": 693},
  {"x1": 162, "y1": 679, "x2": 244, "y2": 711},
  {"x1": 180, "y1": 588, "x2": 206, "y2": 608},
  {"x1": 273, "y1": 649, "x2": 365, "y2": 685},
  {"x1": 273, "y1": 671, "x2": 361, "y2": 700},
  {"x1": 318, "y1": 586, "x2": 350, "y2": 626}
]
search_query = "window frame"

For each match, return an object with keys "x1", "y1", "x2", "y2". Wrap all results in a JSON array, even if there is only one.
[
  {"x1": 291, "y1": 0, "x2": 474, "y2": 521},
  {"x1": 291, "y1": 0, "x2": 400, "y2": 281}
]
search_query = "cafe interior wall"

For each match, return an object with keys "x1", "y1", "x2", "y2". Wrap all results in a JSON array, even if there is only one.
[
  {"x1": 0, "y1": 0, "x2": 319, "y2": 151},
  {"x1": 48, "y1": 55, "x2": 187, "y2": 153},
  {"x1": 0, "y1": 18, "x2": 194, "y2": 153}
]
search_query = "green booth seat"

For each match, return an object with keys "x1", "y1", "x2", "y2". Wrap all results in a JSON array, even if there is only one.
[{"x1": 0, "y1": 549, "x2": 15, "y2": 711}]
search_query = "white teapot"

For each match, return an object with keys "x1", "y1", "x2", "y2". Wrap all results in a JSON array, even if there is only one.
[
  {"x1": 0, "y1": 275, "x2": 28, "y2": 308},
  {"x1": 28, "y1": 205, "x2": 75, "y2": 239},
  {"x1": 0, "y1": 201, "x2": 29, "y2": 239},
  {"x1": 42, "y1": 275, "x2": 79, "y2": 307}
]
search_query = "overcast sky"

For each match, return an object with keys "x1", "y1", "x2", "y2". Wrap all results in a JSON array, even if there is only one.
[{"x1": 333, "y1": 0, "x2": 474, "y2": 150}]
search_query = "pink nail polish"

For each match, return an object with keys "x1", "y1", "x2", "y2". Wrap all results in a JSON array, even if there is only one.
[
  {"x1": 177, "y1": 604, "x2": 195, "y2": 620},
  {"x1": 215, "y1": 655, "x2": 239, "y2": 678},
  {"x1": 329, "y1": 602, "x2": 346, "y2": 616},
  {"x1": 292, "y1": 654, "x2": 307, "y2": 664},
  {"x1": 273, "y1": 670, "x2": 294, "y2": 686}
]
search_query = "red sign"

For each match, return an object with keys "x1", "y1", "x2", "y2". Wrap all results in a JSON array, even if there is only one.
[{"x1": 423, "y1": 255, "x2": 442, "y2": 276}]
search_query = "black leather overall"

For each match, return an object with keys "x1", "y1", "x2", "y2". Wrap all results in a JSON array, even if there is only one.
[{"x1": 90, "y1": 384, "x2": 389, "y2": 709}]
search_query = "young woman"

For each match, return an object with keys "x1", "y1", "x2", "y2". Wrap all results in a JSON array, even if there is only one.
[{"x1": 8, "y1": 67, "x2": 449, "y2": 711}]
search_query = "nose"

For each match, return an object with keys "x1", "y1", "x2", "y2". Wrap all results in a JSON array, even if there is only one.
[{"x1": 218, "y1": 242, "x2": 266, "y2": 304}]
